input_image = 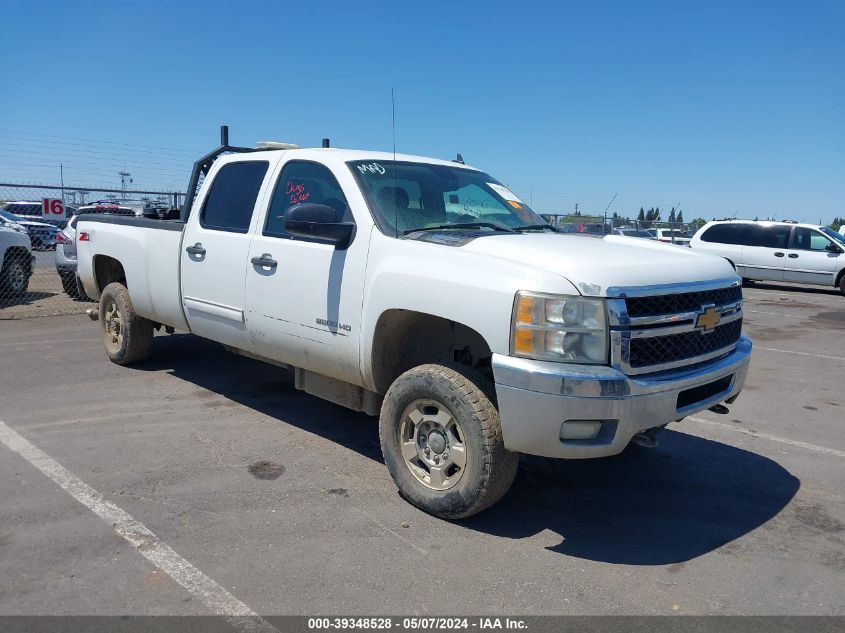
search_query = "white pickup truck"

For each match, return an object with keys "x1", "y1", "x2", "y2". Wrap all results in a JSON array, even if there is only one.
[{"x1": 77, "y1": 139, "x2": 752, "y2": 518}]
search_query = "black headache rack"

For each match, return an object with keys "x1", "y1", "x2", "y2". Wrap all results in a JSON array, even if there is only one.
[{"x1": 179, "y1": 125, "x2": 261, "y2": 222}]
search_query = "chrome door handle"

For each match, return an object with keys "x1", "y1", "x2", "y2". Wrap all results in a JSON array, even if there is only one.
[
  {"x1": 186, "y1": 242, "x2": 206, "y2": 256},
  {"x1": 251, "y1": 254, "x2": 278, "y2": 268},
  {"x1": 774, "y1": 252, "x2": 785, "y2": 257}
]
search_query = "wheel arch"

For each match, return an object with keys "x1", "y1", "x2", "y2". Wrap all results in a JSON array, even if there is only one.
[
  {"x1": 369, "y1": 309, "x2": 494, "y2": 395},
  {"x1": 92, "y1": 255, "x2": 126, "y2": 294}
]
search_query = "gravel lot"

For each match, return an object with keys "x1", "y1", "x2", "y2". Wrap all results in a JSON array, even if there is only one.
[{"x1": 1, "y1": 281, "x2": 843, "y2": 617}]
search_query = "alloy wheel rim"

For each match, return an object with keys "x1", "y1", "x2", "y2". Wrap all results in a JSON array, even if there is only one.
[
  {"x1": 10, "y1": 264, "x2": 26, "y2": 291},
  {"x1": 399, "y1": 398, "x2": 467, "y2": 491}
]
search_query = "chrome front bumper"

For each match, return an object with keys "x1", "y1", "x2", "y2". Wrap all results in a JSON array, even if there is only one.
[{"x1": 492, "y1": 336, "x2": 752, "y2": 459}]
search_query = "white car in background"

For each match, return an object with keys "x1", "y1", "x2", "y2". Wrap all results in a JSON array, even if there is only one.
[
  {"x1": 0, "y1": 209, "x2": 60, "y2": 250},
  {"x1": 0, "y1": 225, "x2": 34, "y2": 302},
  {"x1": 648, "y1": 228, "x2": 692, "y2": 246},
  {"x1": 690, "y1": 220, "x2": 845, "y2": 295}
]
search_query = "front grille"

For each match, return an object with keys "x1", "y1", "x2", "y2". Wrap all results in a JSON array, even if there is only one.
[
  {"x1": 626, "y1": 285, "x2": 742, "y2": 318},
  {"x1": 628, "y1": 319, "x2": 742, "y2": 369}
]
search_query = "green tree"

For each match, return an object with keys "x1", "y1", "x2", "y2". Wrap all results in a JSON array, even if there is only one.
[
  {"x1": 677, "y1": 210, "x2": 684, "y2": 224},
  {"x1": 668, "y1": 207, "x2": 676, "y2": 223},
  {"x1": 828, "y1": 216, "x2": 845, "y2": 230}
]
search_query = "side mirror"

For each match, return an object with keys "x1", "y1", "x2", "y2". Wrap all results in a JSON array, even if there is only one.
[
  {"x1": 283, "y1": 203, "x2": 355, "y2": 249},
  {"x1": 825, "y1": 242, "x2": 843, "y2": 254}
]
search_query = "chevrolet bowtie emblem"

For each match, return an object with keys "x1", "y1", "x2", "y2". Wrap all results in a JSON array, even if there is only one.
[{"x1": 695, "y1": 305, "x2": 721, "y2": 333}]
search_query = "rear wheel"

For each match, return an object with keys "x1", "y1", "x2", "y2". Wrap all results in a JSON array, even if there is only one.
[
  {"x1": 99, "y1": 282, "x2": 154, "y2": 365},
  {"x1": 60, "y1": 272, "x2": 79, "y2": 297},
  {"x1": 379, "y1": 363, "x2": 519, "y2": 519},
  {"x1": 839, "y1": 274, "x2": 845, "y2": 296}
]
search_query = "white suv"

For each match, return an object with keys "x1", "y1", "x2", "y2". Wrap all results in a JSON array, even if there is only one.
[
  {"x1": 690, "y1": 220, "x2": 845, "y2": 294},
  {"x1": 0, "y1": 225, "x2": 34, "y2": 303}
]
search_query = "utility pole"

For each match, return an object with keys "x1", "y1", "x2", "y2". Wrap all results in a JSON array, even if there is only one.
[{"x1": 60, "y1": 163, "x2": 64, "y2": 202}]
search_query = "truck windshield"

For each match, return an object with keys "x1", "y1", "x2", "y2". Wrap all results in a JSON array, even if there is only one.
[{"x1": 348, "y1": 160, "x2": 547, "y2": 236}]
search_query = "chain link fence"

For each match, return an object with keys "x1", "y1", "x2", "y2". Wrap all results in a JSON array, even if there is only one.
[{"x1": 0, "y1": 184, "x2": 185, "y2": 320}]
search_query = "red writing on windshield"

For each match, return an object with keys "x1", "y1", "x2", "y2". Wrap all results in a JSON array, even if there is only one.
[{"x1": 286, "y1": 181, "x2": 311, "y2": 204}]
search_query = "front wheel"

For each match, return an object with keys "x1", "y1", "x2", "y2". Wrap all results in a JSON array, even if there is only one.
[
  {"x1": 379, "y1": 364, "x2": 519, "y2": 519},
  {"x1": 99, "y1": 282, "x2": 154, "y2": 365},
  {"x1": 1, "y1": 251, "x2": 31, "y2": 299}
]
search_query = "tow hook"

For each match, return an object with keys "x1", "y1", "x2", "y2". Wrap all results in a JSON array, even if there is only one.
[
  {"x1": 708, "y1": 403, "x2": 729, "y2": 415},
  {"x1": 86, "y1": 308, "x2": 99, "y2": 322}
]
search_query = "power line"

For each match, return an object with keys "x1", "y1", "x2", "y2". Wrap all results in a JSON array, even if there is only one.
[{"x1": 0, "y1": 128, "x2": 205, "y2": 155}]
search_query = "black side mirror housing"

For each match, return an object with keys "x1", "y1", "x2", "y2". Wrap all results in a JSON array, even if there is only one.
[
  {"x1": 283, "y1": 203, "x2": 355, "y2": 249},
  {"x1": 825, "y1": 242, "x2": 843, "y2": 253}
]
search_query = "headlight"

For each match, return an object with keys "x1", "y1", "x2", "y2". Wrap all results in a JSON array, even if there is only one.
[{"x1": 511, "y1": 291, "x2": 608, "y2": 363}]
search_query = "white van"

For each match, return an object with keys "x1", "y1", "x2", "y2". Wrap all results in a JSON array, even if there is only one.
[{"x1": 690, "y1": 220, "x2": 845, "y2": 294}]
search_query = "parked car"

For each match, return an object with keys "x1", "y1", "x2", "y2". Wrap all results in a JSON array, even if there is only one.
[
  {"x1": 2, "y1": 201, "x2": 74, "y2": 228},
  {"x1": 648, "y1": 228, "x2": 692, "y2": 246},
  {"x1": 690, "y1": 220, "x2": 845, "y2": 294},
  {"x1": 76, "y1": 140, "x2": 751, "y2": 519},
  {"x1": 613, "y1": 227, "x2": 656, "y2": 239},
  {"x1": 0, "y1": 209, "x2": 60, "y2": 249},
  {"x1": 0, "y1": 225, "x2": 34, "y2": 302},
  {"x1": 0, "y1": 213, "x2": 28, "y2": 235}
]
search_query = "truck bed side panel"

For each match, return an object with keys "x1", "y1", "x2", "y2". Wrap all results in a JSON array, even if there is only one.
[{"x1": 76, "y1": 216, "x2": 189, "y2": 331}]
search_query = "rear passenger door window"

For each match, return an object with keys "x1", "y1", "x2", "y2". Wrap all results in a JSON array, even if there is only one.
[{"x1": 200, "y1": 161, "x2": 269, "y2": 233}]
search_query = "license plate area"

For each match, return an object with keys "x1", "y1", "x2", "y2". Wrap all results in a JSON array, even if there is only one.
[{"x1": 676, "y1": 375, "x2": 733, "y2": 411}]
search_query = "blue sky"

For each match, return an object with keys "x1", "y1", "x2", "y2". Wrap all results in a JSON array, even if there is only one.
[{"x1": 2, "y1": 1, "x2": 843, "y2": 223}]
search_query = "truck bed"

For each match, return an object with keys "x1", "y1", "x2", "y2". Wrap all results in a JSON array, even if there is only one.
[{"x1": 76, "y1": 215, "x2": 189, "y2": 331}]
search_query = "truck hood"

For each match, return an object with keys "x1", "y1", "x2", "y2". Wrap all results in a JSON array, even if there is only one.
[{"x1": 461, "y1": 233, "x2": 736, "y2": 296}]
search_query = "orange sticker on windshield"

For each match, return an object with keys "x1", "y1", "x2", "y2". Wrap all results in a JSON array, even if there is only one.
[{"x1": 508, "y1": 200, "x2": 522, "y2": 209}]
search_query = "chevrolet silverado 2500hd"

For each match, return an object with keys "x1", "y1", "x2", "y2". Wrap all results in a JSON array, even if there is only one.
[{"x1": 76, "y1": 139, "x2": 752, "y2": 519}]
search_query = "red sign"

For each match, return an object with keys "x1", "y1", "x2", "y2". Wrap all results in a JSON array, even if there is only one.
[{"x1": 42, "y1": 198, "x2": 65, "y2": 216}]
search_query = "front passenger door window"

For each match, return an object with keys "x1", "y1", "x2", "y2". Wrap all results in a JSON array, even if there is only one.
[{"x1": 264, "y1": 161, "x2": 351, "y2": 241}]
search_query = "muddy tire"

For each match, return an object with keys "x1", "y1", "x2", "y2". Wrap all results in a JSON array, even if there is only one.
[
  {"x1": 379, "y1": 363, "x2": 519, "y2": 519},
  {"x1": 99, "y1": 282, "x2": 154, "y2": 365}
]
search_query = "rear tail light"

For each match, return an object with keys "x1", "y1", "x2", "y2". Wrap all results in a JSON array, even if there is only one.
[{"x1": 55, "y1": 232, "x2": 71, "y2": 245}]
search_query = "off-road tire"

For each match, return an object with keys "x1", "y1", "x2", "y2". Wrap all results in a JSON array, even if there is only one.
[
  {"x1": 379, "y1": 363, "x2": 519, "y2": 519},
  {"x1": 839, "y1": 274, "x2": 845, "y2": 296},
  {"x1": 0, "y1": 250, "x2": 31, "y2": 301},
  {"x1": 99, "y1": 282, "x2": 154, "y2": 365}
]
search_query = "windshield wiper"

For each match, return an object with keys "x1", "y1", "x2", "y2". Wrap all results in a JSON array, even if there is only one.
[
  {"x1": 512, "y1": 224, "x2": 558, "y2": 232},
  {"x1": 402, "y1": 222, "x2": 514, "y2": 235}
]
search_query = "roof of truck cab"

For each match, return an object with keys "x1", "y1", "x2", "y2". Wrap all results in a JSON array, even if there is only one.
[{"x1": 219, "y1": 147, "x2": 483, "y2": 171}]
